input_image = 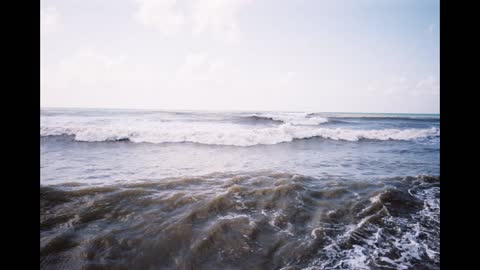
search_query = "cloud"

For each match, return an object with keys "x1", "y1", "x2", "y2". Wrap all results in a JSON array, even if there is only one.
[
  {"x1": 41, "y1": 48, "x2": 160, "y2": 108},
  {"x1": 134, "y1": 0, "x2": 252, "y2": 40},
  {"x1": 413, "y1": 75, "x2": 439, "y2": 96},
  {"x1": 189, "y1": 0, "x2": 250, "y2": 40},
  {"x1": 41, "y1": 48, "x2": 230, "y2": 108},
  {"x1": 365, "y1": 76, "x2": 409, "y2": 96},
  {"x1": 174, "y1": 52, "x2": 226, "y2": 86},
  {"x1": 43, "y1": 49, "x2": 129, "y2": 95},
  {"x1": 364, "y1": 75, "x2": 439, "y2": 98},
  {"x1": 41, "y1": 5, "x2": 60, "y2": 34},
  {"x1": 41, "y1": 1, "x2": 439, "y2": 113},
  {"x1": 134, "y1": 0, "x2": 186, "y2": 34}
]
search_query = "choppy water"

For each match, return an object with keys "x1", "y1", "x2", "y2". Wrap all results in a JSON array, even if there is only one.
[{"x1": 40, "y1": 108, "x2": 440, "y2": 270}]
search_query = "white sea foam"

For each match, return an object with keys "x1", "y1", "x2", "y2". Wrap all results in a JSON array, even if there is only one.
[
  {"x1": 306, "y1": 182, "x2": 440, "y2": 270},
  {"x1": 41, "y1": 116, "x2": 439, "y2": 146}
]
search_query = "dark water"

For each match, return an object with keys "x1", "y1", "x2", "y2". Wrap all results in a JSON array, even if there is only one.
[{"x1": 41, "y1": 108, "x2": 440, "y2": 269}]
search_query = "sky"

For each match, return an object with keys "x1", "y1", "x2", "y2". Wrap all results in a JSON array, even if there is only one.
[{"x1": 41, "y1": 0, "x2": 439, "y2": 113}]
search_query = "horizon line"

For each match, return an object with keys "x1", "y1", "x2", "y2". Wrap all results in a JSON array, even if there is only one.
[{"x1": 40, "y1": 106, "x2": 440, "y2": 115}]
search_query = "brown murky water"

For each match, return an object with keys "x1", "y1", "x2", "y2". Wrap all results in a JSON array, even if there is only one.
[{"x1": 40, "y1": 172, "x2": 439, "y2": 270}]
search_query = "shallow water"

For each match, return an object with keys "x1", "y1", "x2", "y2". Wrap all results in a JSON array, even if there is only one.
[
  {"x1": 41, "y1": 173, "x2": 439, "y2": 270},
  {"x1": 40, "y1": 108, "x2": 439, "y2": 269}
]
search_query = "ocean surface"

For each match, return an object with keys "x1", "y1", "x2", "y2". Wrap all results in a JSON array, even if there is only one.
[{"x1": 40, "y1": 108, "x2": 440, "y2": 270}]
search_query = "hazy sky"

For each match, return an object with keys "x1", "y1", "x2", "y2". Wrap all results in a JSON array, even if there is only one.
[{"x1": 41, "y1": 0, "x2": 439, "y2": 113}]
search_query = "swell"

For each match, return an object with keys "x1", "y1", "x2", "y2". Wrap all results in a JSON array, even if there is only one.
[
  {"x1": 41, "y1": 172, "x2": 439, "y2": 270},
  {"x1": 237, "y1": 115, "x2": 285, "y2": 124},
  {"x1": 40, "y1": 125, "x2": 439, "y2": 146},
  {"x1": 307, "y1": 113, "x2": 439, "y2": 121}
]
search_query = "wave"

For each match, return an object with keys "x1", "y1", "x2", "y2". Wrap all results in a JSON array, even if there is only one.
[
  {"x1": 41, "y1": 172, "x2": 439, "y2": 270},
  {"x1": 264, "y1": 114, "x2": 329, "y2": 125},
  {"x1": 307, "y1": 112, "x2": 439, "y2": 120},
  {"x1": 40, "y1": 122, "x2": 439, "y2": 146},
  {"x1": 238, "y1": 115, "x2": 285, "y2": 124},
  {"x1": 334, "y1": 117, "x2": 440, "y2": 123},
  {"x1": 238, "y1": 113, "x2": 329, "y2": 126}
]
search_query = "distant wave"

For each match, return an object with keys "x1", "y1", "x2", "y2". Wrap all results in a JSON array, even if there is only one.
[
  {"x1": 338, "y1": 117, "x2": 439, "y2": 122},
  {"x1": 246, "y1": 114, "x2": 329, "y2": 126},
  {"x1": 40, "y1": 123, "x2": 439, "y2": 146},
  {"x1": 239, "y1": 115, "x2": 285, "y2": 124},
  {"x1": 307, "y1": 113, "x2": 439, "y2": 121}
]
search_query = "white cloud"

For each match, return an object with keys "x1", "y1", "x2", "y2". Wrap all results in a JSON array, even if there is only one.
[
  {"x1": 42, "y1": 48, "x2": 160, "y2": 108},
  {"x1": 134, "y1": 0, "x2": 186, "y2": 34},
  {"x1": 363, "y1": 75, "x2": 439, "y2": 98},
  {"x1": 41, "y1": 48, "x2": 229, "y2": 108},
  {"x1": 413, "y1": 75, "x2": 439, "y2": 96},
  {"x1": 134, "y1": 0, "x2": 251, "y2": 40},
  {"x1": 174, "y1": 52, "x2": 226, "y2": 86},
  {"x1": 40, "y1": 0, "x2": 440, "y2": 113},
  {"x1": 364, "y1": 76, "x2": 409, "y2": 96},
  {"x1": 54, "y1": 49, "x2": 127, "y2": 89},
  {"x1": 190, "y1": 0, "x2": 250, "y2": 40}
]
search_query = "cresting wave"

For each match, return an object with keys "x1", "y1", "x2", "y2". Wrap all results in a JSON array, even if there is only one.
[
  {"x1": 41, "y1": 172, "x2": 439, "y2": 270},
  {"x1": 237, "y1": 115, "x2": 329, "y2": 126},
  {"x1": 306, "y1": 113, "x2": 440, "y2": 120},
  {"x1": 40, "y1": 124, "x2": 439, "y2": 146},
  {"x1": 253, "y1": 114, "x2": 329, "y2": 125},
  {"x1": 239, "y1": 115, "x2": 285, "y2": 124}
]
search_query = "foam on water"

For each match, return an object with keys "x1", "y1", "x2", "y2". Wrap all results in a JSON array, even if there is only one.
[
  {"x1": 40, "y1": 109, "x2": 440, "y2": 269},
  {"x1": 41, "y1": 172, "x2": 439, "y2": 270},
  {"x1": 41, "y1": 108, "x2": 439, "y2": 146},
  {"x1": 41, "y1": 120, "x2": 438, "y2": 146},
  {"x1": 306, "y1": 177, "x2": 439, "y2": 270}
]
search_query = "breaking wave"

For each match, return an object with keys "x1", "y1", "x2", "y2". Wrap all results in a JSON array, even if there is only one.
[
  {"x1": 306, "y1": 113, "x2": 439, "y2": 121},
  {"x1": 40, "y1": 123, "x2": 439, "y2": 146},
  {"x1": 41, "y1": 172, "x2": 439, "y2": 270},
  {"x1": 238, "y1": 115, "x2": 285, "y2": 124}
]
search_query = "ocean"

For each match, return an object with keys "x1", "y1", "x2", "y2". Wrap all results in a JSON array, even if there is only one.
[{"x1": 40, "y1": 108, "x2": 440, "y2": 270}]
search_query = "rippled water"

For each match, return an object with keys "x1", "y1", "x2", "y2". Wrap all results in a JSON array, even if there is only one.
[{"x1": 40, "y1": 108, "x2": 440, "y2": 270}]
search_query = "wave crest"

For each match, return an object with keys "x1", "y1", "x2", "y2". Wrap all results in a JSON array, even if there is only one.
[
  {"x1": 41, "y1": 172, "x2": 439, "y2": 270},
  {"x1": 40, "y1": 122, "x2": 439, "y2": 146}
]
